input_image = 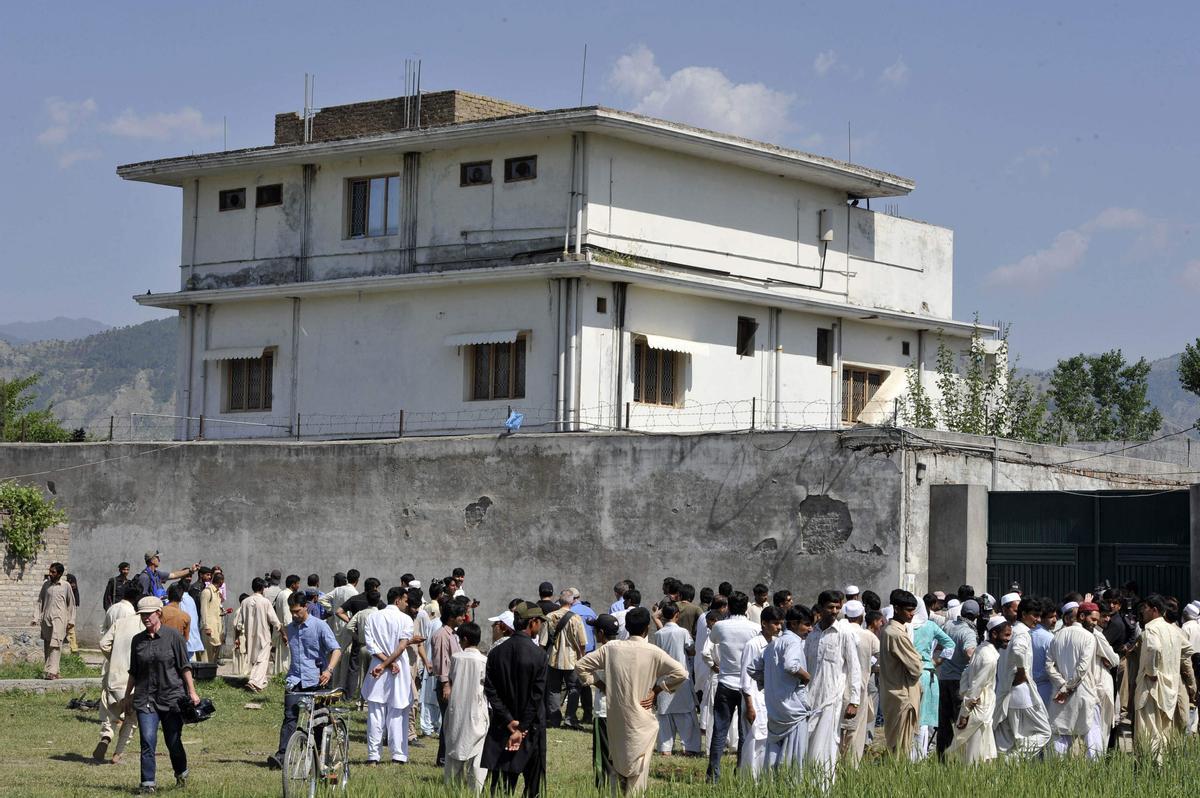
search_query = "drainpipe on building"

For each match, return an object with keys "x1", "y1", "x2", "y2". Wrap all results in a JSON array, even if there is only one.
[
  {"x1": 613, "y1": 283, "x2": 628, "y2": 429},
  {"x1": 554, "y1": 278, "x2": 566, "y2": 431},
  {"x1": 574, "y1": 134, "x2": 587, "y2": 257},
  {"x1": 199, "y1": 304, "x2": 211, "y2": 433},
  {"x1": 772, "y1": 308, "x2": 782, "y2": 428},
  {"x1": 290, "y1": 298, "x2": 301, "y2": 438},
  {"x1": 183, "y1": 306, "x2": 195, "y2": 441},
  {"x1": 563, "y1": 136, "x2": 578, "y2": 255},
  {"x1": 831, "y1": 318, "x2": 844, "y2": 427},
  {"x1": 189, "y1": 179, "x2": 200, "y2": 288}
]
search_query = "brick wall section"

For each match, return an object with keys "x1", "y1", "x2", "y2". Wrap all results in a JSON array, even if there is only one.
[
  {"x1": 274, "y1": 90, "x2": 537, "y2": 145},
  {"x1": 0, "y1": 519, "x2": 70, "y2": 663}
]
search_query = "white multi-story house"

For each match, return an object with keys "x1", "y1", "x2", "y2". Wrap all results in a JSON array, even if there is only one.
[{"x1": 121, "y1": 90, "x2": 985, "y2": 439}]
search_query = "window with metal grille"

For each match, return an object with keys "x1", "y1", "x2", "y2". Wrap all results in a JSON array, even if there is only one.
[
  {"x1": 225, "y1": 352, "x2": 274, "y2": 412},
  {"x1": 255, "y1": 184, "x2": 282, "y2": 207},
  {"x1": 470, "y1": 338, "x2": 526, "y2": 400},
  {"x1": 347, "y1": 175, "x2": 400, "y2": 238},
  {"x1": 633, "y1": 340, "x2": 679, "y2": 406},
  {"x1": 504, "y1": 155, "x2": 537, "y2": 182},
  {"x1": 736, "y1": 316, "x2": 758, "y2": 357},
  {"x1": 460, "y1": 161, "x2": 492, "y2": 186},
  {"x1": 841, "y1": 366, "x2": 884, "y2": 423},
  {"x1": 219, "y1": 188, "x2": 246, "y2": 211},
  {"x1": 817, "y1": 328, "x2": 832, "y2": 366}
]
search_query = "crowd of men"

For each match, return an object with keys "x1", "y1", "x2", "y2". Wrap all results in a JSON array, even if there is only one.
[{"x1": 44, "y1": 550, "x2": 1200, "y2": 795}]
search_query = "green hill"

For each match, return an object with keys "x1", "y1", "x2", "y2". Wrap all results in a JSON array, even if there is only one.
[{"x1": 0, "y1": 317, "x2": 177, "y2": 434}]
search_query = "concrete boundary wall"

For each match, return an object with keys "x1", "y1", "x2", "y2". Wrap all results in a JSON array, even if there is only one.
[{"x1": 1, "y1": 429, "x2": 1193, "y2": 644}]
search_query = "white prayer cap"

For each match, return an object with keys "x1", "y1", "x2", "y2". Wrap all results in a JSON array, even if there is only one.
[
  {"x1": 1061, "y1": 601, "x2": 1080, "y2": 615},
  {"x1": 1185, "y1": 604, "x2": 1200, "y2": 620},
  {"x1": 1000, "y1": 592, "x2": 1021, "y2": 606},
  {"x1": 488, "y1": 610, "x2": 515, "y2": 630},
  {"x1": 1191, "y1": 600, "x2": 1200, "y2": 611},
  {"x1": 409, "y1": 579, "x2": 422, "y2": 589},
  {"x1": 987, "y1": 615, "x2": 1009, "y2": 631},
  {"x1": 882, "y1": 605, "x2": 894, "y2": 621},
  {"x1": 844, "y1": 585, "x2": 860, "y2": 596},
  {"x1": 843, "y1": 600, "x2": 865, "y2": 618},
  {"x1": 946, "y1": 598, "x2": 961, "y2": 609}
]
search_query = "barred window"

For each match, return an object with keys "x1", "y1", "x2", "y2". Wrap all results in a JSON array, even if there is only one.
[
  {"x1": 841, "y1": 366, "x2": 884, "y2": 423},
  {"x1": 348, "y1": 175, "x2": 400, "y2": 238},
  {"x1": 470, "y1": 338, "x2": 526, "y2": 400},
  {"x1": 226, "y1": 352, "x2": 274, "y2": 412},
  {"x1": 633, "y1": 340, "x2": 680, "y2": 406}
]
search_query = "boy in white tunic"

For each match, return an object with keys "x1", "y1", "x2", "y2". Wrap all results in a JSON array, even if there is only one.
[
  {"x1": 947, "y1": 615, "x2": 1004, "y2": 764},
  {"x1": 993, "y1": 595, "x2": 1051, "y2": 758},
  {"x1": 443, "y1": 622, "x2": 489, "y2": 794},
  {"x1": 804, "y1": 590, "x2": 861, "y2": 783},
  {"x1": 739, "y1": 606, "x2": 781, "y2": 778},
  {"x1": 1045, "y1": 601, "x2": 1103, "y2": 758}
]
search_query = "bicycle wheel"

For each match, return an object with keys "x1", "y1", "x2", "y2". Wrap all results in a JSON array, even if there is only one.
[
  {"x1": 318, "y1": 716, "x2": 350, "y2": 792},
  {"x1": 282, "y1": 730, "x2": 316, "y2": 798}
]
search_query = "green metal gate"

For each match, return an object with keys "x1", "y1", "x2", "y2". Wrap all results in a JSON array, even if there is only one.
[{"x1": 987, "y1": 490, "x2": 1190, "y2": 601}]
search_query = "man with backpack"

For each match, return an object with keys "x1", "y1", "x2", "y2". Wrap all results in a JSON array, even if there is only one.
[
  {"x1": 135, "y1": 551, "x2": 197, "y2": 601},
  {"x1": 544, "y1": 588, "x2": 587, "y2": 728}
]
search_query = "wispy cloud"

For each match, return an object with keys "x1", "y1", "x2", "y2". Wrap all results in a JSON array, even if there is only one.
[
  {"x1": 57, "y1": 149, "x2": 100, "y2": 169},
  {"x1": 609, "y1": 45, "x2": 796, "y2": 142},
  {"x1": 813, "y1": 50, "x2": 837, "y2": 77},
  {"x1": 986, "y1": 207, "x2": 1156, "y2": 287},
  {"x1": 1179, "y1": 260, "x2": 1200, "y2": 292},
  {"x1": 1009, "y1": 144, "x2": 1058, "y2": 177},
  {"x1": 37, "y1": 97, "x2": 97, "y2": 146},
  {"x1": 105, "y1": 107, "x2": 221, "y2": 140},
  {"x1": 880, "y1": 56, "x2": 910, "y2": 87}
]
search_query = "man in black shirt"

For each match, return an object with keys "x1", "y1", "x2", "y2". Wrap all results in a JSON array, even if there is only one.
[
  {"x1": 536, "y1": 583, "x2": 558, "y2": 616},
  {"x1": 337, "y1": 577, "x2": 384, "y2": 698},
  {"x1": 103, "y1": 562, "x2": 130, "y2": 611},
  {"x1": 126, "y1": 596, "x2": 200, "y2": 794},
  {"x1": 483, "y1": 601, "x2": 548, "y2": 798}
]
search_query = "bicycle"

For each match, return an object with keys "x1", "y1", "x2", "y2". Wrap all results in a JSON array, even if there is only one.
[{"x1": 282, "y1": 688, "x2": 350, "y2": 798}]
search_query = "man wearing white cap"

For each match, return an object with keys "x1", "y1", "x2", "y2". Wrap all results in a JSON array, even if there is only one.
[
  {"x1": 1184, "y1": 602, "x2": 1200, "y2": 733},
  {"x1": 844, "y1": 585, "x2": 860, "y2": 602},
  {"x1": 993, "y1": 595, "x2": 1051, "y2": 758},
  {"x1": 803, "y1": 590, "x2": 861, "y2": 784},
  {"x1": 946, "y1": 615, "x2": 1005, "y2": 764},
  {"x1": 488, "y1": 611, "x2": 515, "y2": 648},
  {"x1": 838, "y1": 599, "x2": 877, "y2": 764},
  {"x1": 937, "y1": 599, "x2": 979, "y2": 759},
  {"x1": 1045, "y1": 602, "x2": 1107, "y2": 759}
]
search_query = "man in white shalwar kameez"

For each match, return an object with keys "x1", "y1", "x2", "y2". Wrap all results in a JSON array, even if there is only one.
[
  {"x1": 804, "y1": 591, "x2": 862, "y2": 783},
  {"x1": 443, "y1": 623, "x2": 489, "y2": 795},
  {"x1": 748, "y1": 605, "x2": 814, "y2": 772},
  {"x1": 1045, "y1": 601, "x2": 1103, "y2": 758},
  {"x1": 652, "y1": 603, "x2": 700, "y2": 755},
  {"x1": 362, "y1": 587, "x2": 419, "y2": 764},
  {"x1": 234, "y1": 578, "x2": 282, "y2": 692},
  {"x1": 576, "y1": 607, "x2": 688, "y2": 797},
  {"x1": 738, "y1": 607, "x2": 781, "y2": 778},
  {"x1": 946, "y1": 616, "x2": 1004, "y2": 764},
  {"x1": 839, "y1": 600, "x2": 878, "y2": 765},
  {"x1": 993, "y1": 595, "x2": 1051, "y2": 758},
  {"x1": 95, "y1": 607, "x2": 142, "y2": 763}
]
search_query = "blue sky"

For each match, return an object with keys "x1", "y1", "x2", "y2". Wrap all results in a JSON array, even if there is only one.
[{"x1": 1, "y1": 2, "x2": 1196, "y2": 369}]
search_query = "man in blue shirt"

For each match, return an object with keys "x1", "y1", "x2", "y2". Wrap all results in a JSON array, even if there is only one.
[
  {"x1": 267, "y1": 591, "x2": 342, "y2": 769},
  {"x1": 1031, "y1": 600, "x2": 1059, "y2": 707}
]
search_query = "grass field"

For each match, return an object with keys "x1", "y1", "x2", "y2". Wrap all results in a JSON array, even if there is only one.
[
  {"x1": 0, "y1": 677, "x2": 1196, "y2": 797},
  {"x1": 0, "y1": 652, "x2": 99, "y2": 680}
]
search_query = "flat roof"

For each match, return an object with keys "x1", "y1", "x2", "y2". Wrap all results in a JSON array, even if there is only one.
[{"x1": 117, "y1": 106, "x2": 914, "y2": 199}]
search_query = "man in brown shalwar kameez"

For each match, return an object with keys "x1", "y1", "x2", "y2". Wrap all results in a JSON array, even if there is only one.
[
  {"x1": 32, "y1": 561, "x2": 76, "y2": 679},
  {"x1": 879, "y1": 589, "x2": 923, "y2": 757}
]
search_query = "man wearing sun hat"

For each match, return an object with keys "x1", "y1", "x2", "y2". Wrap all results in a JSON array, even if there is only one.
[{"x1": 125, "y1": 595, "x2": 201, "y2": 793}]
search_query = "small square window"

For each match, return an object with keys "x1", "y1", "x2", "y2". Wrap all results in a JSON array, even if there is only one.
[
  {"x1": 596, "y1": 297, "x2": 608, "y2": 314},
  {"x1": 817, "y1": 328, "x2": 832, "y2": 366},
  {"x1": 219, "y1": 188, "x2": 246, "y2": 211},
  {"x1": 902, "y1": 340, "x2": 911, "y2": 357},
  {"x1": 460, "y1": 161, "x2": 492, "y2": 186},
  {"x1": 736, "y1": 316, "x2": 758, "y2": 357},
  {"x1": 504, "y1": 155, "x2": 537, "y2": 182},
  {"x1": 255, "y1": 184, "x2": 283, "y2": 207}
]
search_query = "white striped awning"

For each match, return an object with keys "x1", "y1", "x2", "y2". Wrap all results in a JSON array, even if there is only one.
[
  {"x1": 202, "y1": 347, "x2": 267, "y2": 361},
  {"x1": 443, "y1": 330, "x2": 521, "y2": 348},
  {"x1": 639, "y1": 333, "x2": 709, "y2": 357}
]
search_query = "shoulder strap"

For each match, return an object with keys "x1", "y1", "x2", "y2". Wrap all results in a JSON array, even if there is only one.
[{"x1": 545, "y1": 610, "x2": 576, "y2": 651}]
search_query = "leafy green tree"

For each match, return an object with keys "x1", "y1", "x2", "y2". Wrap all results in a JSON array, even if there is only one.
[
  {"x1": 1047, "y1": 351, "x2": 1162, "y2": 442},
  {"x1": 1178, "y1": 339, "x2": 1200, "y2": 427},
  {"x1": 902, "y1": 323, "x2": 1049, "y2": 442},
  {"x1": 0, "y1": 375, "x2": 72, "y2": 443}
]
